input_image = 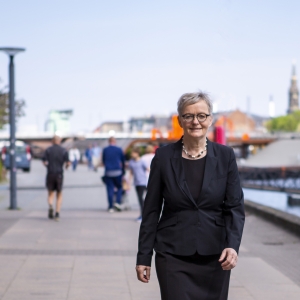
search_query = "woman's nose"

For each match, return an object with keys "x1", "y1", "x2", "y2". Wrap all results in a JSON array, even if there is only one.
[{"x1": 192, "y1": 117, "x2": 200, "y2": 124}]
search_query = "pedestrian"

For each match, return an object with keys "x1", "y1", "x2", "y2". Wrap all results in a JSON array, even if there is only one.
[
  {"x1": 42, "y1": 134, "x2": 70, "y2": 221},
  {"x1": 102, "y1": 137, "x2": 125, "y2": 213},
  {"x1": 92, "y1": 144, "x2": 101, "y2": 172},
  {"x1": 141, "y1": 145, "x2": 155, "y2": 185},
  {"x1": 85, "y1": 144, "x2": 93, "y2": 170},
  {"x1": 128, "y1": 148, "x2": 148, "y2": 222},
  {"x1": 136, "y1": 92, "x2": 245, "y2": 300},
  {"x1": 69, "y1": 146, "x2": 80, "y2": 171}
]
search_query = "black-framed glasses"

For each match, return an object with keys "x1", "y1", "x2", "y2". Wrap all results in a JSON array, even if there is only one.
[{"x1": 181, "y1": 113, "x2": 210, "y2": 123}]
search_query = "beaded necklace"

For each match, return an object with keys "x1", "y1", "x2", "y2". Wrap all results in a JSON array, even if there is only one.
[{"x1": 182, "y1": 137, "x2": 207, "y2": 159}]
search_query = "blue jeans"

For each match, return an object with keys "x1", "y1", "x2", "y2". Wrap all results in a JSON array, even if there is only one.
[
  {"x1": 72, "y1": 160, "x2": 78, "y2": 171},
  {"x1": 105, "y1": 175, "x2": 123, "y2": 209},
  {"x1": 87, "y1": 159, "x2": 93, "y2": 170}
]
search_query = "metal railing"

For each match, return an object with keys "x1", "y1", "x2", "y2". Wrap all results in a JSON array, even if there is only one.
[{"x1": 239, "y1": 166, "x2": 300, "y2": 193}]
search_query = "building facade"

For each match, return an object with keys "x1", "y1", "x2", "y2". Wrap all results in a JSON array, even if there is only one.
[{"x1": 45, "y1": 110, "x2": 73, "y2": 134}]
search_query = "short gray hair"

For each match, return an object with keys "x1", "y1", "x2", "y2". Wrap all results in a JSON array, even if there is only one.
[{"x1": 177, "y1": 92, "x2": 213, "y2": 115}]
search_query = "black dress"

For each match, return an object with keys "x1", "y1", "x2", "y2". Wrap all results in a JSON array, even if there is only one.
[{"x1": 155, "y1": 156, "x2": 231, "y2": 300}]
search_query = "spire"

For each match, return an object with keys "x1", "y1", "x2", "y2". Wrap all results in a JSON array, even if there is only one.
[
  {"x1": 287, "y1": 62, "x2": 299, "y2": 114},
  {"x1": 292, "y1": 60, "x2": 296, "y2": 77}
]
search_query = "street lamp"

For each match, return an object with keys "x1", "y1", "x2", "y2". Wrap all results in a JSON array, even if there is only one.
[{"x1": 0, "y1": 47, "x2": 25, "y2": 209}]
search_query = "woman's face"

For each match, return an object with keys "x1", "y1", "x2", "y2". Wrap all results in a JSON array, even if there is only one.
[
  {"x1": 178, "y1": 101, "x2": 212, "y2": 139},
  {"x1": 131, "y1": 151, "x2": 139, "y2": 160}
]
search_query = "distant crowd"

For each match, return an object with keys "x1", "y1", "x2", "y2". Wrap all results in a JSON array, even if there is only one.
[{"x1": 42, "y1": 135, "x2": 156, "y2": 222}]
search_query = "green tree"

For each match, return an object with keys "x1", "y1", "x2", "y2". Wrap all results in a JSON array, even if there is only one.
[
  {"x1": 0, "y1": 82, "x2": 25, "y2": 129},
  {"x1": 266, "y1": 111, "x2": 300, "y2": 132}
]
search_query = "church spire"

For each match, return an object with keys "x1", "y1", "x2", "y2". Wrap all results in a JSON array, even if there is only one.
[
  {"x1": 292, "y1": 63, "x2": 296, "y2": 76},
  {"x1": 287, "y1": 62, "x2": 299, "y2": 114}
]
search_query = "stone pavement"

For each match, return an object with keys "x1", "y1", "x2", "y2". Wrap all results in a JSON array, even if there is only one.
[{"x1": 0, "y1": 160, "x2": 299, "y2": 300}]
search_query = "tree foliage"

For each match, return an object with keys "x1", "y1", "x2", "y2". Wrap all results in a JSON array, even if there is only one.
[
  {"x1": 266, "y1": 110, "x2": 300, "y2": 132},
  {"x1": 0, "y1": 84, "x2": 26, "y2": 129}
]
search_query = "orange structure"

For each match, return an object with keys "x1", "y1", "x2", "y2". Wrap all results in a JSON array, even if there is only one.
[
  {"x1": 168, "y1": 115, "x2": 183, "y2": 140},
  {"x1": 151, "y1": 115, "x2": 183, "y2": 141},
  {"x1": 151, "y1": 128, "x2": 163, "y2": 140}
]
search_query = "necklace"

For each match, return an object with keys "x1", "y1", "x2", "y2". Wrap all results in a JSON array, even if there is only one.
[{"x1": 182, "y1": 137, "x2": 207, "y2": 159}]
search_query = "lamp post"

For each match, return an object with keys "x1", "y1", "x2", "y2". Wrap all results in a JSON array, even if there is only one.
[{"x1": 0, "y1": 47, "x2": 25, "y2": 209}]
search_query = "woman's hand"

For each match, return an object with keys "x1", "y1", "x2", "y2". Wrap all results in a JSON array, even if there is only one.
[
  {"x1": 136, "y1": 265, "x2": 151, "y2": 283},
  {"x1": 219, "y1": 248, "x2": 238, "y2": 270}
]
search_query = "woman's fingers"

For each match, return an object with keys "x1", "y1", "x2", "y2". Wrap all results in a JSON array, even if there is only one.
[
  {"x1": 146, "y1": 266, "x2": 151, "y2": 280},
  {"x1": 136, "y1": 265, "x2": 151, "y2": 283},
  {"x1": 220, "y1": 248, "x2": 238, "y2": 270},
  {"x1": 222, "y1": 257, "x2": 236, "y2": 270},
  {"x1": 218, "y1": 249, "x2": 226, "y2": 262}
]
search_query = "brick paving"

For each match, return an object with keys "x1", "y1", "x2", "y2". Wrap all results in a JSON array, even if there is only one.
[{"x1": 0, "y1": 160, "x2": 299, "y2": 299}]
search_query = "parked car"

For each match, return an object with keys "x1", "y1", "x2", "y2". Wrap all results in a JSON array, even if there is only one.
[{"x1": 1, "y1": 141, "x2": 31, "y2": 172}]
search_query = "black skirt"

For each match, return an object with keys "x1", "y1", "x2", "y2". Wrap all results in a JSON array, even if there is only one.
[{"x1": 155, "y1": 251, "x2": 230, "y2": 300}]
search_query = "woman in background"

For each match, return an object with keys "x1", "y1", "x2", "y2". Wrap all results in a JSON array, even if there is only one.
[{"x1": 129, "y1": 148, "x2": 148, "y2": 222}]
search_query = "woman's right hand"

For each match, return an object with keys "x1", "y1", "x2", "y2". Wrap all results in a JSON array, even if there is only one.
[{"x1": 136, "y1": 265, "x2": 151, "y2": 283}]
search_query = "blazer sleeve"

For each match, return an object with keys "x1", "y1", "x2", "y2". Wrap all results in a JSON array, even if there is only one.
[
  {"x1": 136, "y1": 149, "x2": 163, "y2": 266},
  {"x1": 223, "y1": 148, "x2": 245, "y2": 253}
]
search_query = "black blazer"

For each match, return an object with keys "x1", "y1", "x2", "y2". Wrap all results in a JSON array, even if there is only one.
[{"x1": 137, "y1": 139, "x2": 245, "y2": 266}]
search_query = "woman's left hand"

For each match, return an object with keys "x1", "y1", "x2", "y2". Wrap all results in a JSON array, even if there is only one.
[{"x1": 219, "y1": 248, "x2": 238, "y2": 270}]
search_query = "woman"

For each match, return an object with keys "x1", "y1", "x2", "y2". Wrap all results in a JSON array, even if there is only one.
[
  {"x1": 141, "y1": 145, "x2": 155, "y2": 185},
  {"x1": 136, "y1": 92, "x2": 245, "y2": 300},
  {"x1": 128, "y1": 148, "x2": 148, "y2": 222}
]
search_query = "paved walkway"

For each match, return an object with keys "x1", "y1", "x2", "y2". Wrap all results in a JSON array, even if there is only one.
[{"x1": 0, "y1": 161, "x2": 299, "y2": 299}]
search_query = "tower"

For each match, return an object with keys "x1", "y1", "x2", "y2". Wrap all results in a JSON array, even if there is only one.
[{"x1": 287, "y1": 63, "x2": 299, "y2": 114}]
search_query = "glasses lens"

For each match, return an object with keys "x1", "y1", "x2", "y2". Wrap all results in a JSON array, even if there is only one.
[
  {"x1": 197, "y1": 114, "x2": 207, "y2": 122},
  {"x1": 183, "y1": 115, "x2": 193, "y2": 122}
]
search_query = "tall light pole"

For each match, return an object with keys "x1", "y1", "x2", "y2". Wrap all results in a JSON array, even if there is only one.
[{"x1": 0, "y1": 47, "x2": 25, "y2": 209}]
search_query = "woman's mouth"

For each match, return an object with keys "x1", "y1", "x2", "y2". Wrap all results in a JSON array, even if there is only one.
[{"x1": 189, "y1": 128, "x2": 202, "y2": 131}]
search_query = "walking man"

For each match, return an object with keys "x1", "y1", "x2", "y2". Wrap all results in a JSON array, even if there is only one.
[
  {"x1": 43, "y1": 134, "x2": 70, "y2": 221},
  {"x1": 69, "y1": 146, "x2": 80, "y2": 171},
  {"x1": 102, "y1": 137, "x2": 125, "y2": 212},
  {"x1": 85, "y1": 144, "x2": 93, "y2": 170}
]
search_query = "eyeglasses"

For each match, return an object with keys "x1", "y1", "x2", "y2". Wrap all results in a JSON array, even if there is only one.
[{"x1": 181, "y1": 113, "x2": 210, "y2": 123}]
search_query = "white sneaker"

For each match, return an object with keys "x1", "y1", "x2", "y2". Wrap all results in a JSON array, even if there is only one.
[
  {"x1": 108, "y1": 208, "x2": 114, "y2": 213},
  {"x1": 113, "y1": 203, "x2": 122, "y2": 211}
]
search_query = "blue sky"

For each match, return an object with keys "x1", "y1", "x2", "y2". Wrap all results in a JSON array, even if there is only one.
[{"x1": 0, "y1": 0, "x2": 299, "y2": 132}]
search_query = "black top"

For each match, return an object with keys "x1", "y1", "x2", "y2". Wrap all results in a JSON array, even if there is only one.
[
  {"x1": 43, "y1": 144, "x2": 69, "y2": 174},
  {"x1": 182, "y1": 156, "x2": 206, "y2": 201}
]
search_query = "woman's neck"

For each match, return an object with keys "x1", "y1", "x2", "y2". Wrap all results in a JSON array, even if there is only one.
[{"x1": 183, "y1": 135, "x2": 206, "y2": 152}]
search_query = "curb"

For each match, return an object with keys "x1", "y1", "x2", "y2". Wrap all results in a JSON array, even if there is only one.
[{"x1": 244, "y1": 199, "x2": 300, "y2": 237}]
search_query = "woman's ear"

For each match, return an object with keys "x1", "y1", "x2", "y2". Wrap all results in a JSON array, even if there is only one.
[
  {"x1": 208, "y1": 116, "x2": 213, "y2": 128},
  {"x1": 177, "y1": 115, "x2": 183, "y2": 128}
]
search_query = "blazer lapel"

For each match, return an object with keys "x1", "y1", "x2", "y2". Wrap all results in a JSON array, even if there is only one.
[
  {"x1": 198, "y1": 139, "x2": 217, "y2": 202},
  {"x1": 170, "y1": 140, "x2": 198, "y2": 208}
]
